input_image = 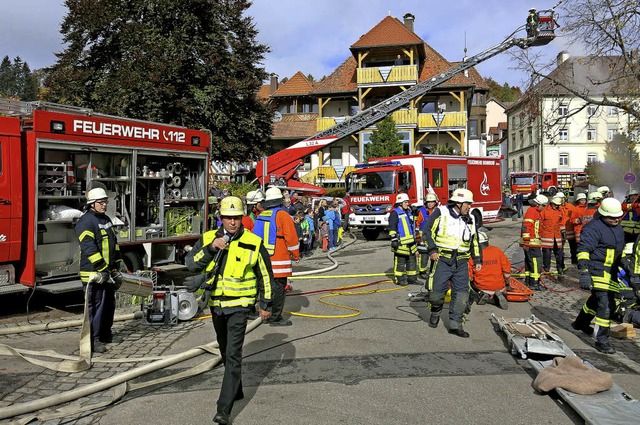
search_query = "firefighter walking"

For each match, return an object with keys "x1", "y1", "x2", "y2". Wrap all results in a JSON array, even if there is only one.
[
  {"x1": 389, "y1": 193, "x2": 418, "y2": 286},
  {"x1": 571, "y1": 198, "x2": 625, "y2": 354},
  {"x1": 540, "y1": 196, "x2": 566, "y2": 274},
  {"x1": 253, "y1": 187, "x2": 300, "y2": 326},
  {"x1": 185, "y1": 196, "x2": 273, "y2": 424},
  {"x1": 415, "y1": 193, "x2": 438, "y2": 277},
  {"x1": 423, "y1": 188, "x2": 482, "y2": 338},
  {"x1": 76, "y1": 187, "x2": 124, "y2": 354},
  {"x1": 521, "y1": 194, "x2": 548, "y2": 290}
]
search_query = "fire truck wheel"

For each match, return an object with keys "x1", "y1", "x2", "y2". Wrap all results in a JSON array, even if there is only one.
[
  {"x1": 123, "y1": 251, "x2": 143, "y2": 273},
  {"x1": 548, "y1": 186, "x2": 558, "y2": 196},
  {"x1": 362, "y1": 227, "x2": 381, "y2": 241}
]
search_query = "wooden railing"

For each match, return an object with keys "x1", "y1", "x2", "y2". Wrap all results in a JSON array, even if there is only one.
[
  {"x1": 418, "y1": 111, "x2": 467, "y2": 129},
  {"x1": 357, "y1": 65, "x2": 418, "y2": 85}
]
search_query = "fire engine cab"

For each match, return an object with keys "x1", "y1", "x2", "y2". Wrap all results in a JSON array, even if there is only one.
[
  {"x1": 510, "y1": 170, "x2": 587, "y2": 197},
  {"x1": 0, "y1": 99, "x2": 210, "y2": 295},
  {"x1": 346, "y1": 154, "x2": 503, "y2": 240}
]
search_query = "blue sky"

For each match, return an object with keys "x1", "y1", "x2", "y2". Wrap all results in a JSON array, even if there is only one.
[{"x1": 1, "y1": 0, "x2": 572, "y2": 88}]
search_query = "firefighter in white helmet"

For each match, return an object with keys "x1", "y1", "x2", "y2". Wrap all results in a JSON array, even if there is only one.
[
  {"x1": 76, "y1": 187, "x2": 124, "y2": 354},
  {"x1": 422, "y1": 188, "x2": 482, "y2": 338},
  {"x1": 572, "y1": 197, "x2": 625, "y2": 354},
  {"x1": 252, "y1": 186, "x2": 300, "y2": 326},
  {"x1": 597, "y1": 185, "x2": 613, "y2": 198},
  {"x1": 185, "y1": 196, "x2": 273, "y2": 423},
  {"x1": 389, "y1": 193, "x2": 418, "y2": 286},
  {"x1": 520, "y1": 194, "x2": 548, "y2": 290}
]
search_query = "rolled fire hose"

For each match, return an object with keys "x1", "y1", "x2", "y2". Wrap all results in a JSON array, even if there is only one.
[
  {"x1": 165, "y1": 162, "x2": 175, "y2": 175},
  {"x1": 173, "y1": 162, "x2": 183, "y2": 174},
  {"x1": 0, "y1": 312, "x2": 143, "y2": 336},
  {"x1": 165, "y1": 176, "x2": 174, "y2": 187},
  {"x1": 172, "y1": 175, "x2": 182, "y2": 188}
]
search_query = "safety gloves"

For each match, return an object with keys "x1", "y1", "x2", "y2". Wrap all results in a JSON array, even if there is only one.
[{"x1": 579, "y1": 270, "x2": 592, "y2": 290}]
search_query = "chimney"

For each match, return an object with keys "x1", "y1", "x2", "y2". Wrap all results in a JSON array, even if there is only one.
[
  {"x1": 557, "y1": 51, "x2": 569, "y2": 68},
  {"x1": 403, "y1": 13, "x2": 415, "y2": 32},
  {"x1": 270, "y1": 73, "x2": 279, "y2": 94}
]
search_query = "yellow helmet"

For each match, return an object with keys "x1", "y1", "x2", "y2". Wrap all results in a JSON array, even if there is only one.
[{"x1": 219, "y1": 196, "x2": 244, "y2": 217}]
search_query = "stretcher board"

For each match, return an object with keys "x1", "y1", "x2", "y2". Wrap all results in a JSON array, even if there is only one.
[
  {"x1": 491, "y1": 313, "x2": 569, "y2": 359},
  {"x1": 529, "y1": 358, "x2": 640, "y2": 425}
]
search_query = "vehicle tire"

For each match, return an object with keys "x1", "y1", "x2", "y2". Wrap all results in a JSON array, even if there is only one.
[
  {"x1": 123, "y1": 251, "x2": 143, "y2": 273},
  {"x1": 548, "y1": 186, "x2": 558, "y2": 196},
  {"x1": 471, "y1": 209, "x2": 483, "y2": 229},
  {"x1": 362, "y1": 227, "x2": 381, "y2": 241}
]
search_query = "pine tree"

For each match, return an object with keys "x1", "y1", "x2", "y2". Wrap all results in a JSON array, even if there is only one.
[
  {"x1": 43, "y1": 0, "x2": 272, "y2": 161},
  {"x1": 0, "y1": 56, "x2": 39, "y2": 100},
  {"x1": 364, "y1": 116, "x2": 404, "y2": 161}
]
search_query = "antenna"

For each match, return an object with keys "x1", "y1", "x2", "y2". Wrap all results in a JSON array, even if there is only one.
[{"x1": 464, "y1": 31, "x2": 468, "y2": 60}]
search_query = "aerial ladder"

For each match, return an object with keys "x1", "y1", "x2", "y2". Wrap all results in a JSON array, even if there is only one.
[{"x1": 256, "y1": 9, "x2": 558, "y2": 192}]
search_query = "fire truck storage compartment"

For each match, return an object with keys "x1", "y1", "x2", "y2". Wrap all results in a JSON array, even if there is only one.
[{"x1": 447, "y1": 164, "x2": 467, "y2": 193}]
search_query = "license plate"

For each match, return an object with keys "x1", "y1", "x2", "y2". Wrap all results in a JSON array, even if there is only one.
[{"x1": 363, "y1": 216, "x2": 376, "y2": 221}]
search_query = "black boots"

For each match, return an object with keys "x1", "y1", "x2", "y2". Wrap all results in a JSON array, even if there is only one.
[
  {"x1": 595, "y1": 341, "x2": 616, "y2": 354},
  {"x1": 448, "y1": 328, "x2": 470, "y2": 338}
]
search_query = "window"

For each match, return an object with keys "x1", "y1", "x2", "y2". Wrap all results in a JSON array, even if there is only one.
[
  {"x1": 559, "y1": 129, "x2": 568, "y2": 141},
  {"x1": 608, "y1": 106, "x2": 618, "y2": 116},
  {"x1": 472, "y1": 93, "x2": 485, "y2": 106},
  {"x1": 607, "y1": 128, "x2": 617, "y2": 141},
  {"x1": 512, "y1": 160, "x2": 516, "y2": 173},
  {"x1": 527, "y1": 128, "x2": 533, "y2": 145},
  {"x1": 529, "y1": 155, "x2": 533, "y2": 169},
  {"x1": 587, "y1": 105, "x2": 597, "y2": 116},
  {"x1": 587, "y1": 127, "x2": 596, "y2": 141},
  {"x1": 330, "y1": 147, "x2": 342, "y2": 166},
  {"x1": 469, "y1": 120, "x2": 478, "y2": 137},
  {"x1": 432, "y1": 169, "x2": 443, "y2": 188},
  {"x1": 587, "y1": 153, "x2": 597, "y2": 163},
  {"x1": 421, "y1": 101, "x2": 436, "y2": 113},
  {"x1": 559, "y1": 153, "x2": 569, "y2": 166},
  {"x1": 558, "y1": 103, "x2": 569, "y2": 116},
  {"x1": 397, "y1": 130, "x2": 411, "y2": 155}
]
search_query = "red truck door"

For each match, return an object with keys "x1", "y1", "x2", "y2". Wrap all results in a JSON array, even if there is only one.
[{"x1": 0, "y1": 117, "x2": 23, "y2": 262}]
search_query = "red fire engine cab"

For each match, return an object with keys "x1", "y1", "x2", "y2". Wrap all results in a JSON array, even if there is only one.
[
  {"x1": 510, "y1": 170, "x2": 587, "y2": 197},
  {"x1": 0, "y1": 99, "x2": 210, "y2": 295},
  {"x1": 346, "y1": 154, "x2": 503, "y2": 240}
]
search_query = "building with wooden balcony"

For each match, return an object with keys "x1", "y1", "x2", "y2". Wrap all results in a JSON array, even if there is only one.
[{"x1": 259, "y1": 12, "x2": 488, "y2": 184}]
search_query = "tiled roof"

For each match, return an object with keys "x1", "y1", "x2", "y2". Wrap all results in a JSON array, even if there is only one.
[
  {"x1": 351, "y1": 15, "x2": 423, "y2": 48},
  {"x1": 311, "y1": 57, "x2": 358, "y2": 95},
  {"x1": 419, "y1": 45, "x2": 475, "y2": 89},
  {"x1": 498, "y1": 121, "x2": 508, "y2": 130},
  {"x1": 272, "y1": 118, "x2": 316, "y2": 140},
  {"x1": 257, "y1": 84, "x2": 271, "y2": 101},
  {"x1": 272, "y1": 71, "x2": 315, "y2": 97},
  {"x1": 465, "y1": 66, "x2": 489, "y2": 90}
]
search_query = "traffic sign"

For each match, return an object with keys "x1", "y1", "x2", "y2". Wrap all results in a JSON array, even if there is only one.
[{"x1": 624, "y1": 172, "x2": 636, "y2": 184}]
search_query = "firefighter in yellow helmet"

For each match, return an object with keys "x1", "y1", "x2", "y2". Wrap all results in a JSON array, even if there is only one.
[
  {"x1": 185, "y1": 196, "x2": 273, "y2": 423},
  {"x1": 423, "y1": 188, "x2": 482, "y2": 338}
]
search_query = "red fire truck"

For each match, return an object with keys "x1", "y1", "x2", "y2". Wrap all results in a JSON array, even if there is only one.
[
  {"x1": 0, "y1": 99, "x2": 210, "y2": 295},
  {"x1": 510, "y1": 170, "x2": 587, "y2": 197},
  {"x1": 346, "y1": 154, "x2": 503, "y2": 240}
]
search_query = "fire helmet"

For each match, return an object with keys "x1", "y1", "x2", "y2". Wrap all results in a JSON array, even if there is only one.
[
  {"x1": 478, "y1": 231, "x2": 489, "y2": 244},
  {"x1": 550, "y1": 196, "x2": 563, "y2": 206},
  {"x1": 246, "y1": 190, "x2": 265, "y2": 205},
  {"x1": 598, "y1": 198, "x2": 623, "y2": 218},
  {"x1": 590, "y1": 191, "x2": 604, "y2": 201},
  {"x1": 86, "y1": 188, "x2": 108, "y2": 205},
  {"x1": 575, "y1": 192, "x2": 587, "y2": 201},
  {"x1": 555, "y1": 191, "x2": 565, "y2": 199},
  {"x1": 597, "y1": 186, "x2": 610, "y2": 196},
  {"x1": 265, "y1": 187, "x2": 283, "y2": 201},
  {"x1": 425, "y1": 193, "x2": 438, "y2": 203},
  {"x1": 531, "y1": 194, "x2": 549, "y2": 206},
  {"x1": 449, "y1": 188, "x2": 474, "y2": 203},
  {"x1": 396, "y1": 193, "x2": 410, "y2": 203},
  {"x1": 219, "y1": 196, "x2": 244, "y2": 217}
]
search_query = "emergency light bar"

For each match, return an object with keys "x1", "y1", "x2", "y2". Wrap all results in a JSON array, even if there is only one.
[{"x1": 355, "y1": 160, "x2": 401, "y2": 168}]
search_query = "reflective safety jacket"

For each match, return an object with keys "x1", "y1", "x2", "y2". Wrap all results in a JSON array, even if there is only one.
[
  {"x1": 575, "y1": 206, "x2": 598, "y2": 243},
  {"x1": 563, "y1": 203, "x2": 578, "y2": 241},
  {"x1": 570, "y1": 203, "x2": 587, "y2": 241},
  {"x1": 539, "y1": 205, "x2": 564, "y2": 248},
  {"x1": 253, "y1": 207, "x2": 300, "y2": 278},
  {"x1": 468, "y1": 245, "x2": 511, "y2": 292},
  {"x1": 415, "y1": 205, "x2": 435, "y2": 236},
  {"x1": 389, "y1": 206, "x2": 417, "y2": 255},
  {"x1": 520, "y1": 206, "x2": 542, "y2": 247},
  {"x1": 186, "y1": 227, "x2": 273, "y2": 310},
  {"x1": 577, "y1": 214, "x2": 625, "y2": 291},
  {"x1": 76, "y1": 210, "x2": 122, "y2": 283},
  {"x1": 423, "y1": 205, "x2": 481, "y2": 262}
]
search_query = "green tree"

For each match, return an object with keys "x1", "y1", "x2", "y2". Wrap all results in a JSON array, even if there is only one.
[
  {"x1": 0, "y1": 55, "x2": 39, "y2": 100},
  {"x1": 485, "y1": 77, "x2": 522, "y2": 102},
  {"x1": 43, "y1": 0, "x2": 272, "y2": 161},
  {"x1": 583, "y1": 133, "x2": 640, "y2": 186},
  {"x1": 364, "y1": 116, "x2": 403, "y2": 160}
]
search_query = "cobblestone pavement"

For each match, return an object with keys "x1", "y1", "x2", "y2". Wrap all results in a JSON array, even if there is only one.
[{"x1": 2, "y1": 221, "x2": 640, "y2": 423}]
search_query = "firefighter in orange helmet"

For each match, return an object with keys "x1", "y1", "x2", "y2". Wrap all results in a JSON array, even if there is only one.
[{"x1": 252, "y1": 186, "x2": 300, "y2": 326}]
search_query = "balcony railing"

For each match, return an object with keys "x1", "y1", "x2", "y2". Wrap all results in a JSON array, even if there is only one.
[
  {"x1": 391, "y1": 108, "x2": 418, "y2": 125},
  {"x1": 418, "y1": 111, "x2": 467, "y2": 130},
  {"x1": 357, "y1": 65, "x2": 418, "y2": 86}
]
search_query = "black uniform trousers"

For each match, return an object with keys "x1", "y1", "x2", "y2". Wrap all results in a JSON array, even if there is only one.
[
  {"x1": 85, "y1": 282, "x2": 116, "y2": 346},
  {"x1": 428, "y1": 253, "x2": 470, "y2": 329},
  {"x1": 542, "y1": 239, "x2": 565, "y2": 272},
  {"x1": 211, "y1": 306, "x2": 249, "y2": 416},
  {"x1": 394, "y1": 252, "x2": 418, "y2": 285},
  {"x1": 270, "y1": 277, "x2": 288, "y2": 322},
  {"x1": 574, "y1": 288, "x2": 617, "y2": 344},
  {"x1": 523, "y1": 246, "x2": 543, "y2": 285}
]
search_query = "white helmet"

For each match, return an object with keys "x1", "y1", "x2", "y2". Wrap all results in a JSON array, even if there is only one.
[
  {"x1": 627, "y1": 189, "x2": 638, "y2": 196},
  {"x1": 556, "y1": 192, "x2": 565, "y2": 199},
  {"x1": 575, "y1": 192, "x2": 587, "y2": 201},
  {"x1": 531, "y1": 194, "x2": 549, "y2": 206},
  {"x1": 478, "y1": 231, "x2": 489, "y2": 244},
  {"x1": 265, "y1": 187, "x2": 283, "y2": 202},
  {"x1": 425, "y1": 193, "x2": 438, "y2": 203},
  {"x1": 590, "y1": 191, "x2": 603, "y2": 201},
  {"x1": 597, "y1": 185, "x2": 610, "y2": 196},
  {"x1": 550, "y1": 196, "x2": 563, "y2": 206},
  {"x1": 86, "y1": 188, "x2": 108, "y2": 205},
  {"x1": 449, "y1": 188, "x2": 474, "y2": 203},
  {"x1": 396, "y1": 193, "x2": 409, "y2": 203},
  {"x1": 246, "y1": 190, "x2": 265, "y2": 205},
  {"x1": 598, "y1": 197, "x2": 623, "y2": 218}
]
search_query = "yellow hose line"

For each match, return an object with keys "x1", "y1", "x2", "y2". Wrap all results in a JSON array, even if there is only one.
[{"x1": 290, "y1": 272, "x2": 391, "y2": 280}]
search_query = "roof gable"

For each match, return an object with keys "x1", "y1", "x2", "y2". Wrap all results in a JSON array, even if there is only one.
[
  {"x1": 351, "y1": 15, "x2": 423, "y2": 49},
  {"x1": 311, "y1": 57, "x2": 358, "y2": 95},
  {"x1": 272, "y1": 71, "x2": 315, "y2": 97}
]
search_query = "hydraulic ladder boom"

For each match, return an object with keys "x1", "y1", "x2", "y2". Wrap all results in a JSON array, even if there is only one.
[{"x1": 256, "y1": 14, "x2": 557, "y2": 186}]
